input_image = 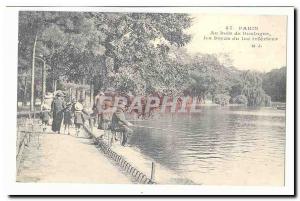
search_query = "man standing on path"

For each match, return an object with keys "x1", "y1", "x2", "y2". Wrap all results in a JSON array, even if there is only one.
[{"x1": 94, "y1": 90, "x2": 105, "y2": 129}]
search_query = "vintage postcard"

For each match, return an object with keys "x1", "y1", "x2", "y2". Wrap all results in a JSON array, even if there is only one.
[{"x1": 3, "y1": 6, "x2": 294, "y2": 195}]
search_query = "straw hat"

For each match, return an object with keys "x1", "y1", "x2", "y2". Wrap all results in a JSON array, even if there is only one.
[
  {"x1": 41, "y1": 104, "x2": 51, "y2": 111},
  {"x1": 44, "y1": 92, "x2": 53, "y2": 99},
  {"x1": 74, "y1": 102, "x2": 83, "y2": 111},
  {"x1": 97, "y1": 90, "x2": 105, "y2": 96}
]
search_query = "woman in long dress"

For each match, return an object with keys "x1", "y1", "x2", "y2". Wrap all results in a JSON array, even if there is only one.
[{"x1": 51, "y1": 92, "x2": 65, "y2": 133}]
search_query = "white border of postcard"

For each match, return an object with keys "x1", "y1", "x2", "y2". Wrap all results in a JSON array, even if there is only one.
[{"x1": 2, "y1": 6, "x2": 294, "y2": 195}]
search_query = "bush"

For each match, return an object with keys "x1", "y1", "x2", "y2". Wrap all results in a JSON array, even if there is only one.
[
  {"x1": 213, "y1": 94, "x2": 230, "y2": 105},
  {"x1": 232, "y1": 95, "x2": 248, "y2": 105}
]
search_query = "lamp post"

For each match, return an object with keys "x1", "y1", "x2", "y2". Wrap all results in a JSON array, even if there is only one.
[
  {"x1": 30, "y1": 32, "x2": 47, "y2": 111},
  {"x1": 30, "y1": 34, "x2": 38, "y2": 112},
  {"x1": 35, "y1": 55, "x2": 47, "y2": 105}
]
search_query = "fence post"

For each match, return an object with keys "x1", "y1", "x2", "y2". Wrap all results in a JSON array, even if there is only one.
[{"x1": 150, "y1": 162, "x2": 156, "y2": 182}]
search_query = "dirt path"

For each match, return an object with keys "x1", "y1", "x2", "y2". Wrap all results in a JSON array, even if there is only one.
[{"x1": 17, "y1": 128, "x2": 131, "y2": 184}]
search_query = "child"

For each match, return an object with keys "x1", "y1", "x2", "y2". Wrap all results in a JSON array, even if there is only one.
[
  {"x1": 40, "y1": 104, "x2": 51, "y2": 132},
  {"x1": 73, "y1": 99, "x2": 89, "y2": 137},
  {"x1": 63, "y1": 102, "x2": 73, "y2": 135}
]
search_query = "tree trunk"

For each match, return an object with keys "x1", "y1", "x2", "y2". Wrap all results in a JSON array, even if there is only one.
[
  {"x1": 41, "y1": 60, "x2": 46, "y2": 104},
  {"x1": 23, "y1": 77, "x2": 27, "y2": 106},
  {"x1": 69, "y1": 87, "x2": 72, "y2": 101},
  {"x1": 90, "y1": 82, "x2": 94, "y2": 106},
  {"x1": 53, "y1": 80, "x2": 57, "y2": 92},
  {"x1": 30, "y1": 33, "x2": 38, "y2": 111}
]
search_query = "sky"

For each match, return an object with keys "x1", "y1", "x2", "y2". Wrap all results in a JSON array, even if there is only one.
[{"x1": 185, "y1": 14, "x2": 287, "y2": 72}]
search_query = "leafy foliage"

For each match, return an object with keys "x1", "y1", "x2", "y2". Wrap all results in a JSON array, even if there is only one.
[
  {"x1": 213, "y1": 94, "x2": 231, "y2": 105},
  {"x1": 240, "y1": 71, "x2": 271, "y2": 106},
  {"x1": 186, "y1": 54, "x2": 240, "y2": 100},
  {"x1": 18, "y1": 11, "x2": 192, "y2": 94},
  {"x1": 262, "y1": 67, "x2": 286, "y2": 102},
  {"x1": 17, "y1": 11, "x2": 285, "y2": 108},
  {"x1": 232, "y1": 95, "x2": 248, "y2": 105}
]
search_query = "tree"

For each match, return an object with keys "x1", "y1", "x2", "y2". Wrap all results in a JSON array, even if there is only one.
[
  {"x1": 91, "y1": 13, "x2": 191, "y2": 70},
  {"x1": 241, "y1": 71, "x2": 271, "y2": 106},
  {"x1": 91, "y1": 13, "x2": 193, "y2": 94},
  {"x1": 18, "y1": 11, "x2": 194, "y2": 106},
  {"x1": 18, "y1": 12, "x2": 105, "y2": 92},
  {"x1": 186, "y1": 54, "x2": 240, "y2": 101},
  {"x1": 18, "y1": 11, "x2": 280, "y2": 110},
  {"x1": 18, "y1": 11, "x2": 72, "y2": 107},
  {"x1": 262, "y1": 67, "x2": 286, "y2": 102}
]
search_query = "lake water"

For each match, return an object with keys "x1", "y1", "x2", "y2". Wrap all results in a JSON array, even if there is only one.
[{"x1": 128, "y1": 106, "x2": 285, "y2": 186}]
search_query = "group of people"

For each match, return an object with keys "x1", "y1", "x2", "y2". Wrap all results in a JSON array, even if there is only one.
[
  {"x1": 40, "y1": 91, "x2": 89, "y2": 136},
  {"x1": 39, "y1": 90, "x2": 134, "y2": 146}
]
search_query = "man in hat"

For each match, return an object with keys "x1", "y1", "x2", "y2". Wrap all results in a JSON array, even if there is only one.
[{"x1": 111, "y1": 101, "x2": 133, "y2": 146}]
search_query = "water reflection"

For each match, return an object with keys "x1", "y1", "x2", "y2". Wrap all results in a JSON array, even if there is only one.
[{"x1": 128, "y1": 106, "x2": 285, "y2": 185}]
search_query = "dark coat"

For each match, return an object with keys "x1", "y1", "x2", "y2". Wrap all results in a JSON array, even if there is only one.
[
  {"x1": 74, "y1": 111, "x2": 85, "y2": 125},
  {"x1": 63, "y1": 106, "x2": 73, "y2": 125},
  {"x1": 51, "y1": 97, "x2": 65, "y2": 132},
  {"x1": 94, "y1": 94, "x2": 104, "y2": 114},
  {"x1": 40, "y1": 111, "x2": 51, "y2": 123},
  {"x1": 111, "y1": 107, "x2": 129, "y2": 130}
]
